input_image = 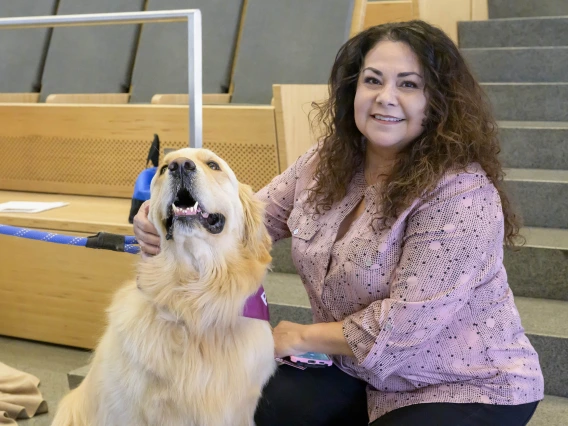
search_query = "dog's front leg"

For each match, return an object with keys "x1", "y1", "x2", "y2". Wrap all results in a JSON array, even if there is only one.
[{"x1": 234, "y1": 386, "x2": 264, "y2": 426}]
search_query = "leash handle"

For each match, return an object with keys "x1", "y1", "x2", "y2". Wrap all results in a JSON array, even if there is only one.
[
  {"x1": 0, "y1": 224, "x2": 140, "y2": 255},
  {"x1": 86, "y1": 232, "x2": 139, "y2": 254}
]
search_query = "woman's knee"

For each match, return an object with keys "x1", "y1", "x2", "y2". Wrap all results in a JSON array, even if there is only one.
[{"x1": 255, "y1": 365, "x2": 368, "y2": 426}]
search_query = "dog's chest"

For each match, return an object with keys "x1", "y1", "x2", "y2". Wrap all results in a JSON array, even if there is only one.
[{"x1": 115, "y1": 321, "x2": 274, "y2": 426}]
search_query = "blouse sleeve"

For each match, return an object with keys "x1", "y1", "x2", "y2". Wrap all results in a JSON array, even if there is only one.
[
  {"x1": 342, "y1": 169, "x2": 505, "y2": 370},
  {"x1": 256, "y1": 146, "x2": 319, "y2": 243}
]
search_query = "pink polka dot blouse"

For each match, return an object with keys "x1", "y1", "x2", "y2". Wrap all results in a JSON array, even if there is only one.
[{"x1": 257, "y1": 148, "x2": 544, "y2": 422}]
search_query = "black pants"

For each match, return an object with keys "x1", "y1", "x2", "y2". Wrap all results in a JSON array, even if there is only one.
[
  {"x1": 254, "y1": 364, "x2": 540, "y2": 426},
  {"x1": 371, "y1": 400, "x2": 539, "y2": 426}
]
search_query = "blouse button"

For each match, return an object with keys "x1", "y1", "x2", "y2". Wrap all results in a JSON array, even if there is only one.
[
  {"x1": 293, "y1": 229, "x2": 299, "y2": 235},
  {"x1": 366, "y1": 259, "x2": 372, "y2": 267}
]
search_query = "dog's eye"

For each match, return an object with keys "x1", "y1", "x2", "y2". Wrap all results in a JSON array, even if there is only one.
[
  {"x1": 160, "y1": 165, "x2": 168, "y2": 175},
  {"x1": 207, "y1": 161, "x2": 221, "y2": 171}
]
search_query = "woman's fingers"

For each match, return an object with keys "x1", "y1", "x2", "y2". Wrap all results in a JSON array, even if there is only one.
[
  {"x1": 137, "y1": 236, "x2": 160, "y2": 256},
  {"x1": 133, "y1": 201, "x2": 161, "y2": 255}
]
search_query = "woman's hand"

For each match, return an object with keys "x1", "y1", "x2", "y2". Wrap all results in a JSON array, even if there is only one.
[
  {"x1": 273, "y1": 321, "x2": 310, "y2": 358},
  {"x1": 273, "y1": 321, "x2": 354, "y2": 359},
  {"x1": 132, "y1": 201, "x2": 161, "y2": 258}
]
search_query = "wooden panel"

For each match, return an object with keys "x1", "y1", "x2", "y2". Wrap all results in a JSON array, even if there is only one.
[
  {"x1": 0, "y1": 191, "x2": 132, "y2": 235},
  {"x1": 411, "y1": 0, "x2": 420, "y2": 18},
  {"x1": 0, "y1": 104, "x2": 187, "y2": 140},
  {"x1": 350, "y1": 0, "x2": 368, "y2": 36},
  {"x1": 418, "y1": 0, "x2": 471, "y2": 43},
  {"x1": 273, "y1": 84, "x2": 329, "y2": 170},
  {"x1": 471, "y1": 0, "x2": 488, "y2": 20},
  {"x1": 0, "y1": 232, "x2": 137, "y2": 349},
  {"x1": 46, "y1": 94, "x2": 130, "y2": 104},
  {"x1": 151, "y1": 93, "x2": 232, "y2": 105},
  {"x1": 0, "y1": 104, "x2": 279, "y2": 196},
  {"x1": 364, "y1": 1, "x2": 414, "y2": 28},
  {"x1": 0, "y1": 93, "x2": 39, "y2": 103}
]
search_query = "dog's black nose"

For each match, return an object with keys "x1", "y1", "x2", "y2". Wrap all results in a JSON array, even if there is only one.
[{"x1": 168, "y1": 158, "x2": 196, "y2": 174}]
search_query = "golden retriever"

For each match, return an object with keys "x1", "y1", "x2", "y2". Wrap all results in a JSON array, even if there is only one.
[{"x1": 52, "y1": 148, "x2": 276, "y2": 426}]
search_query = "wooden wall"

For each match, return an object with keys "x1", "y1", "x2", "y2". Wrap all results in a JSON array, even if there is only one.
[{"x1": 364, "y1": 0, "x2": 489, "y2": 43}]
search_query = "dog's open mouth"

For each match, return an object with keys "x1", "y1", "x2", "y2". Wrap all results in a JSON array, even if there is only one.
[{"x1": 165, "y1": 187, "x2": 226, "y2": 239}]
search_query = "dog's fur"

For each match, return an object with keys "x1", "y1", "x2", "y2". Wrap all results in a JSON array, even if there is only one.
[{"x1": 52, "y1": 148, "x2": 276, "y2": 426}]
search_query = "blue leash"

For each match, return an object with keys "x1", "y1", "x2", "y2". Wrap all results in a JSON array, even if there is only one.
[{"x1": 0, "y1": 224, "x2": 140, "y2": 254}]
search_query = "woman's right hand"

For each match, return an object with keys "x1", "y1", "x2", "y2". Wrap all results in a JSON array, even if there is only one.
[{"x1": 133, "y1": 201, "x2": 161, "y2": 258}]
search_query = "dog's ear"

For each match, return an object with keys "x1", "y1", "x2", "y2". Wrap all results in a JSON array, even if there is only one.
[{"x1": 238, "y1": 183, "x2": 272, "y2": 265}]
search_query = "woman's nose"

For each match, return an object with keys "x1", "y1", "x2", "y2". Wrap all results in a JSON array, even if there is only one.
[{"x1": 375, "y1": 84, "x2": 397, "y2": 106}]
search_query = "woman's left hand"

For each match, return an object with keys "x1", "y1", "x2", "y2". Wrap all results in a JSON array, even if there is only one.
[{"x1": 273, "y1": 320, "x2": 309, "y2": 358}]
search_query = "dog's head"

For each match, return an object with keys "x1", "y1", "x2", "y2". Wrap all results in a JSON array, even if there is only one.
[{"x1": 148, "y1": 148, "x2": 271, "y2": 266}]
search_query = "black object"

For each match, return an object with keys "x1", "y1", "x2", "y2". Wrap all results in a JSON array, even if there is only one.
[
  {"x1": 128, "y1": 198, "x2": 146, "y2": 225},
  {"x1": 147, "y1": 133, "x2": 160, "y2": 168},
  {"x1": 128, "y1": 134, "x2": 160, "y2": 223},
  {"x1": 86, "y1": 232, "x2": 125, "y2": 252}
]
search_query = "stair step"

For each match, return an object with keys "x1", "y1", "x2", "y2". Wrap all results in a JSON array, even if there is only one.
[
  {"x1": 515, "y1": 297, "x2": 568, "y2": 398},
  {"x1": 482, "y1": 83, "x2": 568, "y2": 122},
  {"x1": 68, "y1": 365, "x2": 89, "y2": 390},
  {"x1": 271, "y1": 239, "x2": 298, "y2": 275},
  {"x1": 515, "y1": 297, "x2": 568, "y2": 339},
  {"x1": 265, "y1": 273, "x2": 568, "y2": 398},
  {"x1": 504, "y1": 169, "x2": 568, "y2": 229},
  {"x1": 529, "y1": 395, "x2": 568, "y2": 426},
  {"x1": 498, "y1": 121, "x2": 568, "y2": 170},
  {"x1": 265, "y1": 271, "x2": 309, "y2": 323},
  {"x1": 462, "y1": 47, "x2": 568, "y2": 83},
  {"x1": 521, "y1": 226, "x2": 568, "y2": 251},
  {"x1": 504, "y1": 227, "x2": 568, "y2": 302},
  {"x1": 459, "y1": 16, "x2": 568, "y2": 48},
  {"x1": 488, "y1": 0, "x2": 568, "y2": 19}
]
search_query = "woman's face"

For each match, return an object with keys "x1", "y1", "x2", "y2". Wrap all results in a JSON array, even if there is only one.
[{"x1": 354, "y1": 40, "x2": 427, "y2": 158}]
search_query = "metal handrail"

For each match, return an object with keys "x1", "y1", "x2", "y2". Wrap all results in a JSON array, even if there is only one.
[{"x1": 0, "y1": 9, "x2": 203, "y2": 148}]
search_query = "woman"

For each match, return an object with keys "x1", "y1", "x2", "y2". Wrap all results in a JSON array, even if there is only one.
[{"x1": 134, "y1": 21, "x2": 543, "y2": 426}]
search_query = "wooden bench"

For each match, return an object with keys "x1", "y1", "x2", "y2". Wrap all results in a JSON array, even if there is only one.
[
  {"x1": 364, "y1": 1, "x2": 418, "y2": 29},
  {"x1": 363, "y1": 0, "x2": 489, "y2": 44},
  {"x1": 45, "y1": 94, "x2": 131, "y2": 104},
  {"x1": 151, "y1": 94, "x2": 231, "y2": 105},
  {"x1": 272, "y1": 84, "x2": 329, "y2": 170},
  {"x1": 0, "y1": 93, "x2": 40, "y2": 103},
  {"x1": 0, "y1": 103, "x2": 279, "y2": 349}
]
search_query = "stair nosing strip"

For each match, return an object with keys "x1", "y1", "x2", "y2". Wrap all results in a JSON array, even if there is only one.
[
  {"x1": 462, "y1": 46, "x2": 568, "y2": 51},
  {"x1": 497, "y1": 121, "x2": 568, "y2": 129},
  {"x1": 504, "y1": 168, "x2": 568, "y2": 183},
  {"x1": 519, "y1": 227, "x2": 568, "y2": 251},
  {"x1": 466, "y1": 16, "x2": 568, "y2": 23},
  {"x1": 481, "y1": 82, "x2": 568, "y2": 86}
]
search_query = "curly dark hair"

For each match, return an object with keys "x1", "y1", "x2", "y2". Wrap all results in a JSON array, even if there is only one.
[{"x1": 309, "y1": 20, "x2": 522, "y2": 247}]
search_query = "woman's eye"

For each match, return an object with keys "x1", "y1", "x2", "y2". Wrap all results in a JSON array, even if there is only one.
[
  {"x1": 401, "y1": 81, "x2": 418, "y2": 88},
  {"x1": 207, "y1": 161, "x2": 221, "y2": 171},
  {"x1": 160, "y1": 164, "x2": 168, "y2": 175},
  {"x1": 364, "y1": 77, "x2": 381, "y2": 85}
]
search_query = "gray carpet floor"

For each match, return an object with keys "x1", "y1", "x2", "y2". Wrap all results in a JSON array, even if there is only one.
[{"x1": 0, "y1": 336, "x2": 90, "y2": 426}]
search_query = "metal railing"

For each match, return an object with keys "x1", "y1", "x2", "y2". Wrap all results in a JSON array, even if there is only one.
[{"x1": 0, "y1": 9, "x2": 203, "y2": 148}]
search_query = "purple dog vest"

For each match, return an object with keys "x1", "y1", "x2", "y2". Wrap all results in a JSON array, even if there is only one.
[{"x1": 242, "y1": 286, "x2": 269, "y2": 321}]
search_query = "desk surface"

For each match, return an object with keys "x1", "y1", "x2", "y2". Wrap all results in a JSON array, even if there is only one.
[{"x1": 0, "y1": 190, "x2": 133, "y2": 234}]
